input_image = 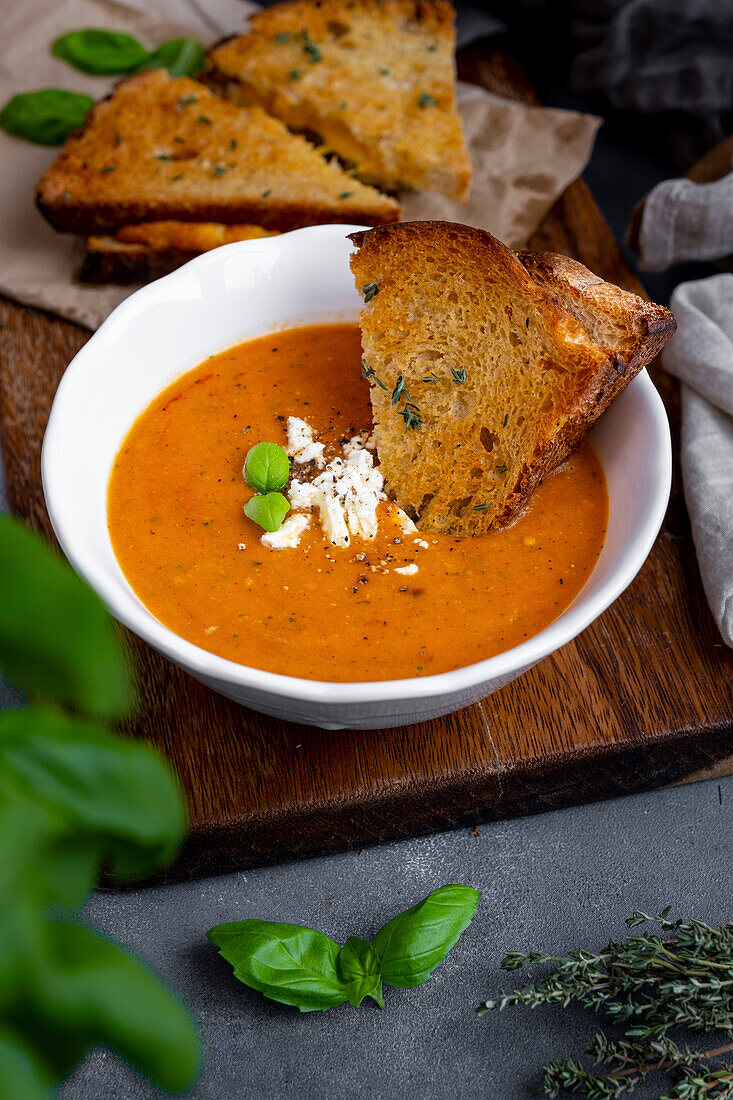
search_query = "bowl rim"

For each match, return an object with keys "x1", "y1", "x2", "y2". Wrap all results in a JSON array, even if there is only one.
[{"x1": 42, "y1": 225, "x2": 672, "y2": 710}]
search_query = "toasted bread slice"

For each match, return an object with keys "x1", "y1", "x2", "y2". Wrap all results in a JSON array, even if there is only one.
[
  {"x1": 80, "y1": 221, "x2": 279, "y2": 284},
  {"x1": 207, "y1": 0, "x2": 470, "y2": 200},
  {"x1": 350, "y1": 221, "x2": 676, "y2": 536},
  {"x1": 37, "y1": 70, "x2": 400, "y2": 235}
]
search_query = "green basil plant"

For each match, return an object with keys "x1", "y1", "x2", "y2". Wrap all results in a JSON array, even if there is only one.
[{"x1": 0, "y1": 516, "x2": 202, "y2": 1098}]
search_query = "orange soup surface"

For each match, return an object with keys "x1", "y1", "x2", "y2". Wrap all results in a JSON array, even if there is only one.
[{"x1": 108, "y1": 323, "x2": 608, "y2": 682}]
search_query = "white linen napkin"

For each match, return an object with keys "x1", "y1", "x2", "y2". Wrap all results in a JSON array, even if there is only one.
[
  {"x1": 663, "y1": 273, "x2": 733, "y2": 647},
  {"x1": 637, "y1": 163, "x2": 733, "y2": 270}
]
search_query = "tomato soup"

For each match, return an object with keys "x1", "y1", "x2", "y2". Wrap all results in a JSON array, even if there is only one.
[{"x1": 107, "y1": 323, "x2": 608, "y2": 682}]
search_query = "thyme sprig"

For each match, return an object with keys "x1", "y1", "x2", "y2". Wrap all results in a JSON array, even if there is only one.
[{"x1": 478, "y1": 910, "x2": 733, "y2": 1098}]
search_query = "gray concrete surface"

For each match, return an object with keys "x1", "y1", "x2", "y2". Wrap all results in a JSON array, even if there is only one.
[{"x1": 60, "y1": 777, "x2": 733, "y2": 1099}]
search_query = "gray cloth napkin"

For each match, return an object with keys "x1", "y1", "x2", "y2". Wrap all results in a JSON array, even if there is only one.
[
  {"x1": 571, "y1": 0, "x2": 733, "y2": 122},
  {"x1": 639, "y1": 157, "x2": 733, "y2": 647},
  {"x1": 638, "y1": 165, "x2": 733, "y2": 271},
  {"x1": 663, "y1": 273, "x2": 733, "y2": 648}
]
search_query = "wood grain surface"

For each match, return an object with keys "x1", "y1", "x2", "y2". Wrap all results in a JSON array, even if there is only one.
[{"x1": 2, "y1": 49, "x2": 732, "y2": 880}]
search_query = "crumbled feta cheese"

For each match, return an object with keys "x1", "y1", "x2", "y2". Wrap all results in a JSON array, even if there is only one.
[
  {"x1": 414, "y1": 539, "x2": 429, "y2": 549},
  {"x1": 285, "y1": 416, "x2": 325, "y2": 467},
  {"x1": 343, "y1": 432, "x2": 375, "y2": 458},
  {"x1": 394, "y1": 508, "x2": 418, "y2": 534},
  {"x1": 237, "y1": 543, "x2": 246, "y2": 550},
  {"x1": 395, "y1": 563, "x2": 418, "y2": 576},
  {"x1": 261, "y1": 513, "x2": 310, "y2": 550},
  {"x1": 289, "y1": 443, "x2": 385, "y2": 547}
]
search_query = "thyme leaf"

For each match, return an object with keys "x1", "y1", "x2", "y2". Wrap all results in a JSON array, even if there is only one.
[
  {"x1": 398, "y1": 401, "x2": 422, "y2": 431},
  {"x1": 362, "y1": 281, "x2": 380, "y2": 302},
  {"x1": 418, "y1": 92, "x2": 438, "y2": 108},
  {"x1": 391, "y1": 375, "x2": 408, "y2": 406},
  {"x1": 361, "y1": 358, "x2": 387, "y2": 390},
  {"x1": 451, "y1": 367, "x2": 467, "y2": 385}
]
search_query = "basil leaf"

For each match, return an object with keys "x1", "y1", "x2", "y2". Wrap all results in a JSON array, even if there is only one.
[
  {"x1": 52, "y1": 29, "x2": 149, "y2": 75},
  {"x1": 0, "y1": 1027, "x2": 52, "y2": 1100},
  {"x1": 207, "y1": 920, "x2": 349, "y2": 1012},
  {"x1": 338, "y1": 936, "x2": 384, "y2": 1008},
  {"x1": 373, "y1": 885, "x2": 481, "y2": 989},
  {"x1": 0, "y1": 89, "x2": 94, "y2": 146},
  {"x1": 243, "y1": 491, "x2": 290, "y2": 533},
  {"x1": 0, "y1": 517, "x2": 133, "y2": 716},
  {"x1": 0, "y1": 706, "x2": 186, "y2": 882},
  {"x1": 0, "y1": 789, "x2": 98, "y2": 921},
  {"x1": 141, "y1": 38, "x2": 206, "y2": 78},
  {"x1": 16, "y1": 920, "x2": 201, "y2": 1088},
  {"x1": 244, "y1": 441, "x2": 290, "y2": 494}
]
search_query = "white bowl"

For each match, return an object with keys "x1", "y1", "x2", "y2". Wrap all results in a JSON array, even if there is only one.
[{"x1": 42, "y1": 224, "x2": 671, "y2": 730}]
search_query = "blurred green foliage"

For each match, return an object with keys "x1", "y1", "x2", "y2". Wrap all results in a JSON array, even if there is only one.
[{"x1": 0, "y1": 516, "x2": 201, "y2": 1097}]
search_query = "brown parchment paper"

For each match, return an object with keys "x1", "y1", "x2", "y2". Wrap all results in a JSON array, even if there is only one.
[{"x1": 0, "y1": 0, "x2": 601, "y2": 331}]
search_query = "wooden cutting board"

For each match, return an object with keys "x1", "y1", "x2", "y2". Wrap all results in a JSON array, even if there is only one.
[{"x1": 2, "y1": 49, "x2": 733, "y2": 880}]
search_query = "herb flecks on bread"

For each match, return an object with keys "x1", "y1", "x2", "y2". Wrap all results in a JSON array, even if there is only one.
[
  {"x1": 350, "y1": 221, "x2": 676, "y2": 537},
  {"x1": 207, "y1": 0, "x2": 470, "y2": 201},
  {"x1": 36, "y1": 70, "x2": 400, "y2": 235}
]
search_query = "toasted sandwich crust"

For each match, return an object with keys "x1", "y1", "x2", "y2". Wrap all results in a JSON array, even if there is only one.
[
  {"x1": 350, "y1": 221, "x2": 676, "y2": 536},
  {"x1": 206, "y1": 0, "x2": 470, "y2": 200},
  {"x1": 80, "y1": 236, "x2": 195, "y2": 284},
  {"x1": 37, "y1": 70, "x2": 400, "y2": 234},
  {"x1": 80, "y1": 222, "x2": 279, "y2": 283}
]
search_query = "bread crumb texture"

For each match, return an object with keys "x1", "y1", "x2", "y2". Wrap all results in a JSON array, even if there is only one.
[
  {"x1": 350, "y1": 220, "x2": 676, "y2": 537},
  {"x1": 207, "y1": 0, "x2": 471, "y2": 200},
  {"x1": 36, "y1": 69, "x2": 399, "y2": 234}
]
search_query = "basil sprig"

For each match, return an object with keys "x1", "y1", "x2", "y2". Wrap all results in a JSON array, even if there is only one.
[
  {"x1": 0, "y1": 89, "x2": 94, "y2": 146},
  {"x1": 51, "y1": 28, "x2": 205, "y2": 78},
  {"x1": 2, "y1": 29, "x2": 206, "y2": 146},
  {"x1": 243, "y1": 440, "x2": 291, "y2": 532},
  {"x1": 207, "y1": 884, "x2": 481, "y2": 1012},
  {"x1": 0, "y1": 516, "x2": 201, "y2": 1095}
]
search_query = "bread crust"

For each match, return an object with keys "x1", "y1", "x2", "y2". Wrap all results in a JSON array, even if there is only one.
[
  {"x1": 350, "y1": 221, "x2": 676, "y2": 536},
  {"x1": 36, "y1": 70, "x2": 400, "y2": 235},
  {"x1": 79, "y1": 238, "x2": 199, "y2": 284},
  {"x1": 40, "y1": 195, "x2": 391, "y2": 235}
]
